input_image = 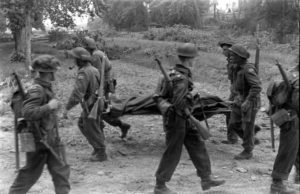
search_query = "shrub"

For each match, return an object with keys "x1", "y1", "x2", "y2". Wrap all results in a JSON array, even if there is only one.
[{"x1": 48, "y1": 28, "x2": 69, "y2": 42}]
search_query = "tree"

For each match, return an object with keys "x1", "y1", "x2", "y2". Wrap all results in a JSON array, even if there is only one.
[
  {"x1": 149, "y1": 0, "x2": 210, "y2": 29},
  {"x1": 0, "y1": 0, "x2": 108, "y2": 67},
  {"x1": 104, "y1": 0, "x2": 149, "y2": 31}
]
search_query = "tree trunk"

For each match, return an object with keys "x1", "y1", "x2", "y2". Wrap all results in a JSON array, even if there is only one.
[{"x1": 14, "y1": 28, "x2": 26, "y2": 54}]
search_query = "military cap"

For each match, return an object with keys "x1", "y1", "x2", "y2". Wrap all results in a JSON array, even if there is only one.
[
  {"x1": 177, "y1": 43, "x2": 198, "y2": 58},
  {"x1": 228, "y1": 44, "x2": 250, "y2": 59},
  {"x1": 84, "y1": 36, "x2": 97, "y2": 49},
  {"x1": 218, "y1": 39, "x2": 234, "y2": 47},
  {"x1": 31, "y1": 55, "x2": 61, "y2": 72},
  {"x1": 67, "y1": 47, "x2": 91, "y2": 61}
]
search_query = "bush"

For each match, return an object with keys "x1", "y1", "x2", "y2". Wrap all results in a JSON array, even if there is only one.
[
  {"x1": 48, "y1": 28, "x2": 69, "y2": 42},
  {"x1": 143, "y1": 25, "x2": 214, "y2": 44},
  {"x1": 0, "y1": 33, "x2": 13, "y2": 43}
]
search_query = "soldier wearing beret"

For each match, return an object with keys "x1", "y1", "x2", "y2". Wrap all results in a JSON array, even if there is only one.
[
  {"x1": 227, "y1": 45, "x2": 262, "y2": 160},
  {"x1": 63, "y1": 47, "x2": 107, "y2": 162},
  {"x1": 267, "y1": 64, "x2": 299, "y2": 194},
  {"x1": 153, "y1": 43, "x2": 225, "y2": 194},
  {"x1": 218, "y1": 40, "x2": 239, "y2": 144},
  {"x1": 9, "y1": 55, "x2": 70, "y2": 194},
  {"x1": 84, "y1": 37, "x2": 131, "y2": 139},
  {"x1": 219, "y1": 40, "x2": 261, "y2": 145}
]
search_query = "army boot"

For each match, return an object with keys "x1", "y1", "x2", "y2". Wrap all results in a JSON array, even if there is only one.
[
  {"x1": 120, "y1": 123, "x2": 131, "y2": 139},
  {"x1": 270, "y1": 179, "x2": 297, "y2": 194},
  {"x1": 154, "y1": 180, "x2": 177, "y2": 194},
  {"x1": 90, "y1": 151, "x2": 107, "y2": 162},
  {"x1": 201, "y1": 175, "x2": 225, "y2": 191},
  {"x1": 234, "y1": 150, "x2": 253, "y2": 160}
]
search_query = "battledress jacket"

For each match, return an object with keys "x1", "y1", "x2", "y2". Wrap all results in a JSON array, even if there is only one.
[
  {"x1": 23, "y1": 78, "x2": 59, "y2": 146},
  {"x1": 66, "y1": 63, "x2": 100, "y2": 112}
]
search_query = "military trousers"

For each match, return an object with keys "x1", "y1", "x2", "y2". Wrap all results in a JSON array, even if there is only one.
[
  {"x1": 225, "y1": 92, "x2": 238, "y2": 141},
  {"x1": 228, "y1": 103, "x2": 258, "y2": 152},
  {"x1": 9, "y1": 143, "x2": 70, "y2": 194},
  {"x1": 78, "y1": 112, "x2": 106, "y2": 154},
  {"x1": 272, "y1": 117, "x2": 299, "y2": 180},
  {"x1": 155, "y1": 109, "x2": 212, "y2": 182}
]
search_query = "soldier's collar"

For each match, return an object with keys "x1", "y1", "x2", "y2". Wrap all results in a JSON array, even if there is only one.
[
  {"x1": 34, "y1": 78, "x2": 52, "y2": 89},
  {"x1": 174, "y1": 64, "x2": 192, "y2": 77}
]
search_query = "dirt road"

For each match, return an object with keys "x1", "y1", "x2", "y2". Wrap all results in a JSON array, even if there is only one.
[{"x1": 0, "y1": 60, "x2": 299, "y2": 194}]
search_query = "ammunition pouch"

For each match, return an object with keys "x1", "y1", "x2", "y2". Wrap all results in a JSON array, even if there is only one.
[{"x1": 271, "y1": 109, "x2": 296, "y2": 127}]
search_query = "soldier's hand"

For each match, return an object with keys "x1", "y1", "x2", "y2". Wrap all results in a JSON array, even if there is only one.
[
  {"x1": 48, "y1": 99, "x2": 61, "y2": 110},
  {"x1": 241, "y1": 100, "x2": 251, "y2": 112}
]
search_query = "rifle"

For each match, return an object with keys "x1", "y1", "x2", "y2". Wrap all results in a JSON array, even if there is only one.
[
  {"x1": 255, "y1": 24, "x2": 260, "y2": 74},
  {"x1": 269, "y1": 103, "x2": 276, "y2": 152},
  {"x1": 154, "y1": 58, "x2": 211, "y2": 140},
  {"x1": 12, "y1": 72, "x2": 25, "y2": 170},
  {"x1": 88, "y1": 55, "x2": 106, "y2": 120},
  {"x1": 275, "y1": 60, "x2": 292, "y2": 91}
]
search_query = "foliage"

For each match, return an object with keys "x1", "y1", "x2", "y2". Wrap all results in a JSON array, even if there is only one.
[
  {"x1": 104, "y1": 0, "x2": 149, "y2": 31},
  {"x1": 232, "y1": 0, "x2": 299, "y2": 43},
  {"x1": 149, "y1": 0, "x2": 210, "y2": 29},
  {"x1": 0, "y1": 33, "x2": 13, "y2": 42},
  {"x1": 48, "y1": 28, "x2": 69, "y2": 42},
  {"x1": 143, "y1": 25, "x2": 214, "y2": 44}
]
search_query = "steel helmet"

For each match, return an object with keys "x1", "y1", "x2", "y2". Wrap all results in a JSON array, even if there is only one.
[
  {"x1": 218, "y1": 39, "x2": 234, "y2": 48},
  {"x1": 67, "y1": 47, "x2": 91, "y2": 61},
  {"x1": 84, "y1": 36, "x2": 97, "y2": 49},
  {"x1": 176, "y1": 43, "x2": 198, "y2": 58},
  {"x1": 228, "y1": 45, "x2": 250, "y2": 59},
  {"x1": 31, "y1": 55, "x2": 61, "y2": 72}
]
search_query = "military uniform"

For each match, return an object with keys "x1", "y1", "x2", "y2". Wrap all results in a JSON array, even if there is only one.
[
  {"x1": 65, "y1": 62, "x2": 107, "y2": 157},
  {"x1": 89, "y1": 45, "x2": 130, "y2": 138},
  {"x1": 229, "y1": 62, "x2": 261, "y2": 153},
  {"x1": 268, "y1": 72, "x2": 299, "y2": 194},
  {"x1": 9, "y1": 55, "x2": 70, "y2": 194}
]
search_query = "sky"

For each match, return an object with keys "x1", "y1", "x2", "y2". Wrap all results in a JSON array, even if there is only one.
[{"x1": 216, "y1": 0, "x2": 239, "y2": 11}]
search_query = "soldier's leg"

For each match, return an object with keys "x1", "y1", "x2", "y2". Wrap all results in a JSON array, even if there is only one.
[
  {"x1": 77, "y1": 115, "x2": 106, "y2": 161},
  {"x1": 184, "y1": 128, "x2": 225, "y2": 191},
  {"x1": 226, "y1": 105, "x2": 244, "y2": 141},
  {"x1": 272, "y1": 119, "x2": 299, "y2": 180},
  {"x1": 155, "y1": 111, "x2": 185, "y2": 183},
  {"x1": 225, "y1": 93, "x2": 238, "y2": 143},
  {"x1": 294, "y1": 148, "x2": 300, "y2": 184},
  {"x1": 47, "y1": 147, "x2": 70, "y2": 194},
  {"x1": 9, "y1": 150, "x2": 47, "y2": 194},
  {"x1": 270, "y1": 118, "x2": 299, "y2": 193},
  {"x1": 154, "y1": 111, "x2": 185, "y2": 194}
]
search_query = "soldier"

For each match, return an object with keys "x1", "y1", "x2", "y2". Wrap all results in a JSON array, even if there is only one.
[
  {"x1": 227, "y1": 45, "x2": 262, "y2": 160},
  {"x1": 218, "y1": 40, "x2": 261, "y2": 145},
  {"x1": 9, "y1": 55, "x2": 70, "y2": 194},
  {"x1": 153, "y1": 43, "x2": 225, "y2": 194},
  {"x1": 83, "y1": 37, "x2": 131, "y2": 139},
  {"x1": 63, "y1": 47, "x2": 107, "y2": 162},
  {"x1": 218, "y1": 40, "x2": 239, "y2": 144},
  {"x1": 267, "y1": 64, "x2": 299, "y2": 194}
]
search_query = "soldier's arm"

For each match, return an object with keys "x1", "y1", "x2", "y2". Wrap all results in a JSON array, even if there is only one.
[
  {"x1": 245, "y1": 67, "x2": 262, "y2": 101},
  {"x1": 172, "y1": 76, "x2": 189, "y2": 112},
  {"x1": 23, "y1": 86, "x2": 52, "y2": 120},
  {"x1": 291, "y1": 80, "x2": 299, "y2": 115},
  {"x1": 66, "y1": 71, "x2": 89, "y2": 111}
]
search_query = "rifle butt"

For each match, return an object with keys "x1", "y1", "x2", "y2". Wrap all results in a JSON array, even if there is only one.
[
  {"x1": 88, "y1": 100, "x2": 99, "y2": 120},
  {"x1": 189, "y1": 115, "x2": 211, "y2": 140}
]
